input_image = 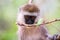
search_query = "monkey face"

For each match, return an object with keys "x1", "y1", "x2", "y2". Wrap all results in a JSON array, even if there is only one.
[
  {"x1": 24, "y1": 15, "x2": 36, "y2": 24},
  {"x1": 17, "y1": 4, "x2": 39, "y2": 25}
]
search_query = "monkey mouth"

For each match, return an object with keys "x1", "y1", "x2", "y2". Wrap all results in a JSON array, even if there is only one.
[{"x1": 24, "y1": 15, "x2": 36, "y2": 24}]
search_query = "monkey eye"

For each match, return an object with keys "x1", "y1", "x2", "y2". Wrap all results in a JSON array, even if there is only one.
[
  {"x1": 24, "y1": 15, "x2": 36, "y2": 20},
  {"x1": 24, "y1": 15, "x2": 29, "y2": 19},
  {"x1": 31, "y1": 16, "x2": 36, "y2": 19},
  {"x1": 25, "y1": 16, "x2": 28, "y2": 19}
]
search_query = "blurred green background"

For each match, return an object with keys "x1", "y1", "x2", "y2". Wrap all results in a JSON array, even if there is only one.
[{"x1": 0, "y1": 0, "x2": 60, "y2": 40}]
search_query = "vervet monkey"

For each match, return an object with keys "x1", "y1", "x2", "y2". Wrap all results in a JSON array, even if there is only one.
[{"x1": 16, "y1": 0, "x2": 60, "y2": 40}]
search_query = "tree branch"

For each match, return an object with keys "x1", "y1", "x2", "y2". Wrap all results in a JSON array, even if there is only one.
[
  {"x1": 28, "y1": 18, "x2": 60, "y2": 27},
  {"x1": 16, "y1": 18, "x2": 60, "y2": 27},
  {"x1": 44, "y1": 18, "x2": 60, "y2": 24}
]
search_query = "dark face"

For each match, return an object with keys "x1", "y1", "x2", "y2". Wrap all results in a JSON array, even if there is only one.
[{"x1": 24, "y1": 15, "x2": 36, "y2": 24}]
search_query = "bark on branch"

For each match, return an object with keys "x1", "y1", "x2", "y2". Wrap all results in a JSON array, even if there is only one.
[{"x1": 44, "y1": 18, "x2": 60, "y2": 24}]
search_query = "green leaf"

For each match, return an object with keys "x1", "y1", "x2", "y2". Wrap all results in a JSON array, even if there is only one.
[{"x1": 36, "y1": 18, "x2": 43, "y2": 26}]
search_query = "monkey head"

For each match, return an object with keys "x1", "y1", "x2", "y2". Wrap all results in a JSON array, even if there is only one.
[
  {"x1": 22, "y1": 4, "x2": 40, "y2": 24},
  {"x1": 16, "y1": 3, "x2": 40, "y2": 27}
]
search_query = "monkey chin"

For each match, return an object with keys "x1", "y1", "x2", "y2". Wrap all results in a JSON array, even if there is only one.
[{"x1": 23, "y1": 25, "x2": 39, "y2": 36}]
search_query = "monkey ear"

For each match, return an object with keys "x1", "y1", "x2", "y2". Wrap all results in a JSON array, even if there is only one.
[
  {"x1": 17, "y1": 7, "x2": 23, "y2": 15},
  {"x1": 17, "y1": 7, "x2": 22, "y2": 13},
  {"x1": 17, "y1": 4, "x2": 27, "y2": 13}
]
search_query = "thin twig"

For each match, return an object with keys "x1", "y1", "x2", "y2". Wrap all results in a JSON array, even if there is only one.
[
  {"x1": 28, "y1": 18, "x2": 60, "y2": 26},
  {"x1": 29, "y1": 0, "x2": 33, "y2": 4},
  {"x1": 44, "y1": 18, "x2": 60, "y2": 24},
  {"x1": 16, "y1": 18, "x2": 60, "y2": 27}
]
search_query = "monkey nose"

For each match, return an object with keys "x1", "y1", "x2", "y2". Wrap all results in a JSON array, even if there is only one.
[{"x1": 26, "y1": 20, "x2": 34, "y2": 24}]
